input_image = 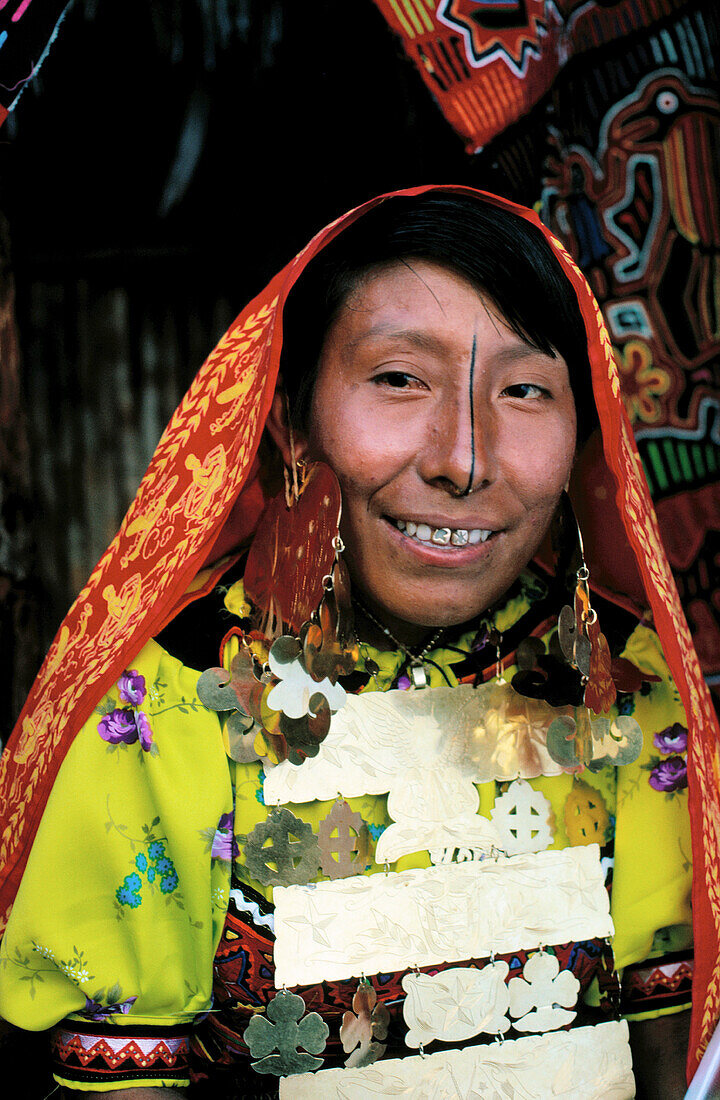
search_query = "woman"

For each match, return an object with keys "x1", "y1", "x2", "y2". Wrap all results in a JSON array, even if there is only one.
[{"x1": 0, "y1": 187, "x2": 717, "y2": 1098}]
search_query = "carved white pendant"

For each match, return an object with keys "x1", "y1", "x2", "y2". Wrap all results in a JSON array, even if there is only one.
[
  {"x1": 490, "y1": 779, "x2": 554, "y2": 856},
  {"x1": 508, "y1": 950, "x2": 580, "y2": 1032},
  {"x1": 281, "y1": 1020, "x2": 635, "y2": 1098},
  {"x1": 273, "y1": 845, "x2": 612, "y2": 989},
  {"x1": 267, "y1": 645, "x2": 346, "y2": 719},
  {"x1": 377, "y1": 810, "x2": 501, "y2": 865},
  {"x1": 402, "y1": 963, "x2": 511, "y2": 1047},
  {"x1": 264, "y1": 684, "x2": 565, "y2": 863},
  {"x1": 265, "y1": 683, "x2": 563, "y2": 800},
  {"x1": 429, "y1": 844, "x2": 492, "y2": 865}
]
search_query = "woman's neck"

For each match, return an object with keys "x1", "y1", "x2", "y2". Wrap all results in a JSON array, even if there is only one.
[{"x1": 352, "y1": 597, "x2": 452, "y2": 656}]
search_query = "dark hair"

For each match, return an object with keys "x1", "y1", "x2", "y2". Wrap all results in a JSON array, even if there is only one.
[{"x1": 280, "y1": 192, "x2": 595, "y2": 439}]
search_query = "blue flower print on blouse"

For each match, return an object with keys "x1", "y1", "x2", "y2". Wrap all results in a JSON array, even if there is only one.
[
  {"x1": 116, "y1": 874, "x2": 143, "y2": 908},
  {"x1": 115, "y1": 844, "x2": 180, "y2": 909},
  {"x1": 160, "y1": 871, "x2": 180, "y2": 894}
]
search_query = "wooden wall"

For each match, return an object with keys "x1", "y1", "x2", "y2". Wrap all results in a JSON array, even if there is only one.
[{"x1": 17, "y1": 260, "x2": 236, "y2": 654}]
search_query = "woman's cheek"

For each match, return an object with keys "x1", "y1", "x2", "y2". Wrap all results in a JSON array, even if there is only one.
[{"x1": 519, "y1": 416, "x2": 575, "y2": 491}]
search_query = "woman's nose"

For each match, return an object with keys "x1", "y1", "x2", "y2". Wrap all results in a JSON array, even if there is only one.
[{"x1": 418, "y1": 391, "x2": 493, "y2": 497}]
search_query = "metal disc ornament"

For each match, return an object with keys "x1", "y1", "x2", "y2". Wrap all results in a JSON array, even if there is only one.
[
  {"x1": 584, "y1": 619, "x2": 617, "y2": 715},
  {"x1": 279, "y1": 693, "x2": 332, "y2": 766},
  {"x1": 340, "y1": 980, "x2": 390, "y2": 1069},
  {"x1": 243, "y1": 807, "x2": 321, "y2": 887},
  {"x1": 548, "y1": 712, "x2": 643, "y2": 772},
  {"x1": 243, "y1": 990, "x2": 329, "y2": 1076},
  {"x1": 587, "y1": 715, "x2": 643, "y2": 771},
  {"x1": 317, "y1": 799, "x2": 368, "y2": 880},
  {"x1": 490, "y1": 779, "x2": 554, "y2": 855},
  {"x1": 244, "y1": 460, "x2": 343, "y2": 635},
  {"x1": 197, "y1": 649, "x2": 267, "y2": 763},
  {"x1": 547, "y1": 711, "x2": 593, "y2": 769},
  {"x1": 223, "y1": 710, "x2": 262, "y2": 764},
  {"x1": 557, "y1": 605, "x2": 578, "y2": 662},
  {"x1": 197, "y1": 648, "x2": 266, "y2": 721},
  {"x1": 573, "y1": 632, "x2": 592, "y2": 678}
]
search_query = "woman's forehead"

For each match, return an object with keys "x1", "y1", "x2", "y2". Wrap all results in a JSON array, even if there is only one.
[{"x1": 326, "y1": 259, "x2": 559, "y2": 362}]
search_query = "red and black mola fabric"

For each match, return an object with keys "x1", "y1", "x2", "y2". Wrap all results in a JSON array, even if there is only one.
[{"x1": 188, "y1": 884, "x2": 620, "y2": 1093}]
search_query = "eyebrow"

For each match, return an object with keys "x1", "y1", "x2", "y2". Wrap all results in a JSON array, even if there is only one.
[
  {"x1": 492, "y1": 342, "x2": 560, "y2": 363},
  {"x1": 340, "y1": 325, "x2": 451, "y2": 360},
  {"x1": 341, "y1": 324, "x2": 560, "y2": 364}
]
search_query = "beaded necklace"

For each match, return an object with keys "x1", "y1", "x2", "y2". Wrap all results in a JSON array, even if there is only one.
[{"x1": 353, "y1": 596, "x2": 447, "y2": 689}]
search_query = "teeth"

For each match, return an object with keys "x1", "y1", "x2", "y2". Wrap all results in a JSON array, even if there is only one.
[{"x1": 392, "y1": 519, "x2": 492, "y2": 546}]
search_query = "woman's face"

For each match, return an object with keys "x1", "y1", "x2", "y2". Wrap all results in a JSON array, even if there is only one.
[{"x1": 300, "y1": 259, "x2": 578, "y2": 640}]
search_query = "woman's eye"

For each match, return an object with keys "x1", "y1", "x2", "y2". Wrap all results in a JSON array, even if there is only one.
[
  {"x1": 502, "y1": 382, "x2": 550, "y2": 399},
  {"x1": 374, "y1": 370, "x2": 423, "y2": 389}
]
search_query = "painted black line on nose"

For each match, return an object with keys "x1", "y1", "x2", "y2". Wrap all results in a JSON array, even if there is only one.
[{"x1": 461, "y1": 332, "x2": 477, "y2": 497}]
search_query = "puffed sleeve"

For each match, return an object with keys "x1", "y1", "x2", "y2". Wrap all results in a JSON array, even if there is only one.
[{"x1": 0, "y1": 639, "x2": 233, "y2": 1091}]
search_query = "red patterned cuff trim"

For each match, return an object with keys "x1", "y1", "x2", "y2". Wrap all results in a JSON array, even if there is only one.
[
  {"x1": 621, "y1": 951, "x2": 694, "y2": 1015},
  {"x1": 51, "y1": 1020, "x2": 191, "y2": 1086}
]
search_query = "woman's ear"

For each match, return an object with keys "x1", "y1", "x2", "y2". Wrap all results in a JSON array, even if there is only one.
[{"x1": 265, "y1": 382, "x2": 311, "y2": 468}]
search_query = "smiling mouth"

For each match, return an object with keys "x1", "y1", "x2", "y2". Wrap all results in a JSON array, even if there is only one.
[{"x1": 388, "y1": 517, "x2": 493, "y2": 547}]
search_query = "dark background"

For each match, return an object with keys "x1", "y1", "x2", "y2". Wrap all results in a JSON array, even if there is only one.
[
  {"x1": 0, "y1": 9, "x2": 495, "y2": 1087},
  {"x1": 1, "y1": 0, "x2": 496, "y2": 721}
]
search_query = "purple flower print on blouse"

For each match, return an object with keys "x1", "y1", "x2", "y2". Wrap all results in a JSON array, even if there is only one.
[
  {"x1": 211, "y1": 811, "x2": 239, "y2": 861},
  {"x1": 99, "y1": 709, "x2": 141, "y2": 746},
  {"x1": 82, "y1": 994, "x2": 138, "y2": 1020},
  {"x1": 653, "y1": 723, "x2": 688, "y2": 755},
  {"x1": 99, "y1": 708, "x2": 154, "y2": 752},
  {"x1": 98, "y1": 670, "x2": 155, "y2": 753},
  {"x1": 136, "y1": 711, "x2": 154, "y2": 752},
  {"x1": 118, "y1": 669, "x2": 147, "y2": 707},
  {"x1": 649, "y1": 755, "x2": 688, "y2": 792}
]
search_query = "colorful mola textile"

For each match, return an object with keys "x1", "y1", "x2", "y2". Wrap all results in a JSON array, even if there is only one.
[
  {"x1": 371, "y1": 0, "x2": 694, "y2": 153},
  {"x1": 373, "y1": 0, "x2": 720, "y2": 702},
  {"x1": 0, "y1": 0, "x2": 71, "y2": 126}
]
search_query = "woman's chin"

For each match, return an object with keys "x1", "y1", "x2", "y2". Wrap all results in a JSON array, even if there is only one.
[{"x1": 353, "y1": 583, "x2": 502, "y2": 644}]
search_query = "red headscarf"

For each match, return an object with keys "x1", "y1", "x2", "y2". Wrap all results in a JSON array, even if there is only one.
[{"x1": 1, "y1": 186, "x2": 717, "y2": 1078}]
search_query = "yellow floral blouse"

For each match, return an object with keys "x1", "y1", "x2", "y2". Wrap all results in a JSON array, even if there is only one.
[{"x1": 0, "y1": 577, "x2": 692, "y2": 1091}]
